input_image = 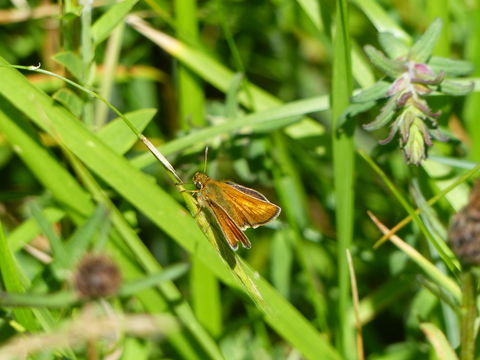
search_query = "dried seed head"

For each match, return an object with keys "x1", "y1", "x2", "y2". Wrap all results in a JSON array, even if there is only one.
[
  {"x1": 74, "y1": 254, "x2": 122, "y2": 299},
  {"x1": 448, "y1": 182, "x2": 480, "y2": 265}
]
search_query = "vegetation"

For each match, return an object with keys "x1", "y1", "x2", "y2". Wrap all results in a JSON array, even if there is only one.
[{"x1": 0, "y1": 0, "x2": 479, "y2": 359}]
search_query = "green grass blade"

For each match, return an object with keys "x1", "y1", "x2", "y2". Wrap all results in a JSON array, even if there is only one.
[
  {"x1": 130, "y1": 95, "x2": 328, "y2": 169},
  {"x1": 420, "y1": 323, "x2": 459, "y2": 360},
  {"x1": 96, "y1": 108, "x2": 156, "y2": 155},
  {"x1": 0, "y1": 220, "x2": 37, "y2": 331},
  {"x1": 65, "y1": 205, "x2": 108, "y2": 264},
  {"x1": 120, "y1": 263, "x2": 190, "y2": 297},
  {"x1": 175, "y1": 0, "x2": 205, "y2": 128},
  {"x1": 331, "y1": 0, "x2": 355, "y2": 357},
  {"x1": 7, "y1": 208, "x2": 65, "y2": 253},
  {"x1": 91, "y1": 0, "x2": 140, "y2": 45}
]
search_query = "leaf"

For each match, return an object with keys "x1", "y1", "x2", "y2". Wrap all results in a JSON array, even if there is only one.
[
  {"x1": 52, "y1": 51, "x2": 83, "y2": 81},
  {"x1": 439, "y1": 79, "x2": 474, "y2": 96},
  {"x1": 362, "y1": 96, "x2": 397, "y2": 131},
  {"x1": 378, "y1": 32, "x2": 410, "y2": 59},
  {"x1": 96, "y1": 108, "x2": 156, "y2": 155},
  {"x1": 91, "y1": 0, "x2": 140, "y2": 45},
  {"x1": 351, "y1": 80, "x2": 391, "y2": 103},
  {"x1": 129, "y1": 96, "x2": 328, "y2": 169},
  {"x1": 428, "y1": 56, "x2": 474, "y2": 77},
  {"x1": 338, "y1": 101, "x2": 376, "y2": 129},
  {"x1": 65, "y1": 205, "x2": 109, "y2": 265},
  {"x1": 420, "y1": 323, "x2": 458, "y2": 360},
  {"x1": 7, "y1": 207, "x2": 65, "y2": 252},
  {"x1": 225, "y1": 73, "x2": 244, "y2": 120},
  {"x1": 120, "y1": 263, "x2": 190, "y2": 296},
  {"x1": 52, "y1": 88, "x2": 85, "y2": 117},
  {"x1": 409, "y1": 18, "x2": 443, "y2": 63},
  {"x1": 0, "y1": 221, "x2": 37, "y2": 330},
  {"x1": 29, "y1": 201, "x2": 69, "y2": 273},
  {"x1": 364, "y1": 45, "x2": 406, "y2": 78}
]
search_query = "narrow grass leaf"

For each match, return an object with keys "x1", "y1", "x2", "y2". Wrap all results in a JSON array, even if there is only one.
[
  {"x1": 7, "y1": 207, "x2": 65, "y2": 253},
  {"x1": 331, "y1": 0, "x2": 355, "y2": 356},
  {"x1": 368, "y1": 212, "x2": 461, "y2": 303},
  {"x1": 65, "y1": 205, "x2": 108, "y2": 265},
  {"x1": 409, "y1": 18, "x2": 443, "y2": 63},
  {"x1": 0, "y1": 221, "x2": 37, "y2": 330},
  {"x1": 96, "y1": 108, "x2": 156, "y2": 155},
  {"x1": 52, "y1": 88, "x2": 84, "y2": 117},
  {"x1": 130, "y1": 95, "x2": 327, "y2": 169},
  {"x1": 420, "y1": 322, "x2": 458, "y2": 360},
  {"x1": 91, "y1": 0, "x2": 140, "y2": 45},
  {"x1": 120, "y1": 263, "x2": 190, "y2": 297},
  {"x1": 52, "y1": 51, "x2": 83, "y2": 81},
  {"x1": 191, "y1": 256, "x2": 223, "y2": 337},
  {"x1": 29, "y1": 201, "x2": 68, "y2": 271},
  {"x1": 352, "y1": 0, "x2": 410, "y2": 42}
]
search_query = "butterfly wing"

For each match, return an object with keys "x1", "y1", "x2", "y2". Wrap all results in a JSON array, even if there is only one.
[
  {"x1": 206, "y1": 199, "x2": 252, "y2": 250},
  {"x1": 217, "y1": 182, "x2": 281, "y2": 230}
]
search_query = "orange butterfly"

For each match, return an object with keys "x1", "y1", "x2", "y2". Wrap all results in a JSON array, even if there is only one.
[{"x1": 192, "y1": 172, "x2": 281, "y2": 250}]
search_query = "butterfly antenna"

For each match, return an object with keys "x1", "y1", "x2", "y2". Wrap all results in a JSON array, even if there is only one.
[{"x1": 203, "y1": 146, "x2": 209, "y2": 173}]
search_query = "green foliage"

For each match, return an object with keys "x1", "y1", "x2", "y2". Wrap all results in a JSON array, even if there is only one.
[{"x1": 0, "y1": 1, "x2": 479, "y2": 360}]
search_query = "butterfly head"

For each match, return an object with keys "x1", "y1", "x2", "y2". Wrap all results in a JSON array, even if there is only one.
[{"x1": 193, "y1": 172, "x2": 209, "y2": 189}]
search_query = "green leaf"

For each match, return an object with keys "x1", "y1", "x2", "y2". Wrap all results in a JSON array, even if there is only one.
[
  {"x1": 429, "y1": 56, "x2": 474, "y2": 77},
  {"x1": 420, "y1": 323, "x2": 458, "y2": 360},
  {"x1": 65, "y1": 205, "x2": 109, "y2": 265},
  {"x1": 364, "y1": 45, "x2": 406, "y2": 78},
  {"x1": 120, "y1": 263, "x2": 190, "y2": 297},
  {"x1": 409, "y1": 18, "x2": 443, "y2": 63},
  {"x1": 52, "y1": 51, "x2": 83, "y2": 81},
  {"x1": 338, "y1": 101, "x2": 376, "y2": 129},
  {"x1": 7, "y1": 208, "x2": 65, "y2": 253},
  {"x1": 130, "y1": 96, "x2": 327, "y2": 169},
  {"x1": 351, "y1": 0, "x2": 410, "y2": 42},
  {"x1": 351, "y1": 80, "x2": 391, "y2": 103},
  {"x1": 225, "y1": 73, "x2": 244, "y2": 120},
  {"x1": 378, "y1": 32, "x2": 410, "y2": 59},
  {"x1": 96, "y1": 108, "x2": 156, "y2": 155},
  {"x1": 52, "y1": 88, "x2": 85, "y2": 117},
  {"x1": 29, "y1": 201, "x2": 69, "y2": 272},
  {"x1": 362, "y1": 96, "x2": 397, "y2": 131},
  {"x1": 91, "y1": 0, "x2": 140, "y2": 45},
  {"x1": 440, "y1": 79, "x2": 474, "y2": 96},
  {"x1": 0, "y1": 220, "x2": 37, "y2": 330}
]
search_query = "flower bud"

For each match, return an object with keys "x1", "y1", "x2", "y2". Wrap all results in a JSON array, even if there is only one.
[{"x1": 74, "y1": 254, "x2": 122, "y2": 299}]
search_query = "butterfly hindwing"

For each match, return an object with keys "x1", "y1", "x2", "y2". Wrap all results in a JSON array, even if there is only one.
[{"x1": 206, "y1": 199, "x2": 252, "y2": 250}]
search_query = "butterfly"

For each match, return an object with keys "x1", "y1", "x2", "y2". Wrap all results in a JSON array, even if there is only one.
[{"x1": 192, "y1": 172, "x2": 281, "y2": 250}]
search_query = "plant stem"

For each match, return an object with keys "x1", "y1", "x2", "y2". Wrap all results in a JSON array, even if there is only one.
[{"x1": 460, "y1": 270, "x2": 476, "y2": 360}]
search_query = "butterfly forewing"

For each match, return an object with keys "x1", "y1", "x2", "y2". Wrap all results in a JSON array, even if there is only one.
[
  {"x1": 212, "y1": 182, "x2": 281, "y2": 230},
  {"x1": 206, "y1": 199, "x2": 251, "y2": 250}
]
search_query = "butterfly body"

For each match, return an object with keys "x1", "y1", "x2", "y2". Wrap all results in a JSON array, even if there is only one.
[{"x1": 192, "y1": 172, "x2": 281, "y2": 250}]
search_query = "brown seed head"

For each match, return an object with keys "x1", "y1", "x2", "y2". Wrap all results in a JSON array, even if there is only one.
[
  {"x1": 74, "y1": 254, "x2": 122, "y2": 299},
  {"x1": 449, "y1": 182, "x2": 480, "y2": 265}
]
